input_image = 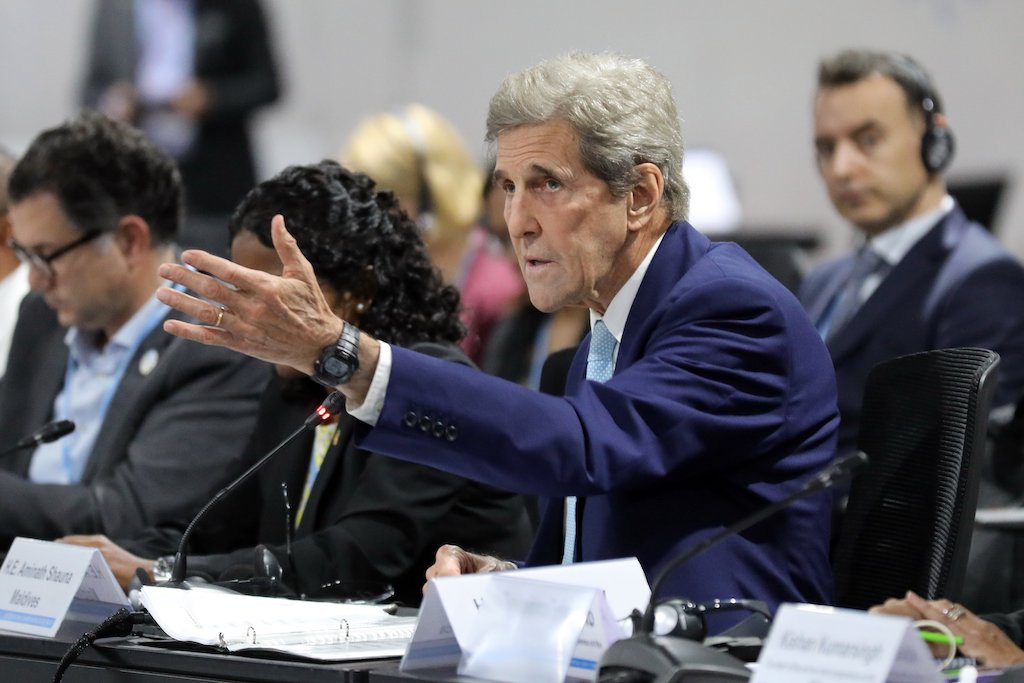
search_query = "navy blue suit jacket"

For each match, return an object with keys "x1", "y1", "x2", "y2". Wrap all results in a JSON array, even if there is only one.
[
  {"x1": 800, "y1": 204, "x2": 1024, "y2": 457},
  {"x1": 357, "y1": 222, "x2": 838, "y2": 625}
]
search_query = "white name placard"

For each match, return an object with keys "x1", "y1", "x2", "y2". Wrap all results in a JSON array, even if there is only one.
[
  {"x1": 402, "y1": 557, "x2": 649, "y2": 682},
  {"x1": 460, "y1": 575, "x2": 615, "y2": 683},
  {"x1": 0, "y1": 537, "x2": 130, "y2": 638},
  {"x1": 752, "y1": 603, "x2": 942, "y2": 683}
]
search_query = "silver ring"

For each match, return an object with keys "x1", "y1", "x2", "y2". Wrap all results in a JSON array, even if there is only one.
[
  {"x1": 945, "y1": 604, "x2": 965, "y2": 622},
  {"x1": 214, "y1": 306, "x2": 225, "y2": 328}
]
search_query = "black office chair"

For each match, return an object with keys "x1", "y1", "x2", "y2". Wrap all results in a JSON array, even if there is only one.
[{"x1": 832, "y1": 347, "x2": 1000, "y2": 610}]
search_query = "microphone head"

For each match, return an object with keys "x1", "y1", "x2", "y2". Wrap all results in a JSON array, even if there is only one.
[
  {"x1": 305, "y1": 391, "x2": 345, "y2": 427},
  {"x1": 39, "y1": 420, "x2": 75, "y2": 443},
  {"x1": 15, "y1": 419, "x2": 76, "y2": 448}
]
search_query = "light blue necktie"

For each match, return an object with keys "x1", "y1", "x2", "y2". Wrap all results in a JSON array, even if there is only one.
[{"x1": 562, "y1": 320, "x2": 616, "y2": 564}]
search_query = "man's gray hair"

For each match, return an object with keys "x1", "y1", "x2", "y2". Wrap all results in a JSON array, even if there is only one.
[{"x1": 486, "y1": 52, "x2": 688, "y2": 220}]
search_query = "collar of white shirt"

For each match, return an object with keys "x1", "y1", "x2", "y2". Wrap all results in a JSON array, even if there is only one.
[
  {"x1": 590, "y1": 232, "x2": 667, "y2": 356},
  {"x1": 867, "y1": 194, "x2": 955, "y2": 267}
]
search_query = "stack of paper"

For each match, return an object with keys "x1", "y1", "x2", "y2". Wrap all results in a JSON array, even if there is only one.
[{"x1": 140, "y1": 585, "x2": 414, "y2": 661}]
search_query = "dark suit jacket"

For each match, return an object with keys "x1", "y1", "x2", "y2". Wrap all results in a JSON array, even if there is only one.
[
  {"x1": 800, "y1": 204, "x2": 1024, "y2": 457},
  {"x1": 135, "y1": 345, "x2": 533, "y2": 607},
  {"x1": 357, "y1": 222, "x2": 838, "y2": 626},
  {"x1": 982, "y1": 610, "x2": 1024, "y2": 647},
  {"x1": 0, "y1": 293, "x2": 268, "y2": 548},
  {"x1": 81, "y1": 0, "x2": 280, "y2": 216}
]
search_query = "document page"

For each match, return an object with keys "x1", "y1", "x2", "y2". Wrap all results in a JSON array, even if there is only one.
[{"x1": 140, "y1": 585, "x2": 414, "y2": 661}]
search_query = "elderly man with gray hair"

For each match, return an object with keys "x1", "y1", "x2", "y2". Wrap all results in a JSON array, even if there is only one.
[{"x1": 155, "y1": 52, "x2": 839, "y2": 630}]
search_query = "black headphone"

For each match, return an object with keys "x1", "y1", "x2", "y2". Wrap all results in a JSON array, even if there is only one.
[
  {"x1": 890, "y1": 54, "x2": 955, "y2": 174},
  {"x1": 919, "y1": 95, "x2": 955, "y2": 174}
]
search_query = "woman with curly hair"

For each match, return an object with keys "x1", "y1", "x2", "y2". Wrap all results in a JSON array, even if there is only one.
[{"x1": 61, "y1": 161, "x2": 532, "y2": 605}]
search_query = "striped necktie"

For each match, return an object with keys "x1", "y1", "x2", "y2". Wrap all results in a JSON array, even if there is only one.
[
  {"x1": 562, "y1": 320, "x2": 616, "y2": 564},
  {"x1": 823, "y1": 248, "x2": 889, "y2": 341}
]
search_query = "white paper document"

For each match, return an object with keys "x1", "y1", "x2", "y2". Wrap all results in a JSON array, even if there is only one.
[{"x1": 140, "y1": 585, "x2": 415, "y2": 661}]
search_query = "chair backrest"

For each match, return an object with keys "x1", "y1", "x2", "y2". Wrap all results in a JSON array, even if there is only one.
[{"x1": 832, "y1": 347, "x2": 1000, "y2": 610}]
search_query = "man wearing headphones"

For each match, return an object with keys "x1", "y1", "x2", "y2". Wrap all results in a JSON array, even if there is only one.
[{"x1": 800, "y1": 49, "x2": 1024, "y2": 461}]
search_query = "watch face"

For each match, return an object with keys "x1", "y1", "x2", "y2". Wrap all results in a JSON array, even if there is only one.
[
  {"x1": 324, "y1": 357, "x2": 346, "y2": 375},
  {"x1": 314, "y1": 323, "x2": 359, "y2": 386}
]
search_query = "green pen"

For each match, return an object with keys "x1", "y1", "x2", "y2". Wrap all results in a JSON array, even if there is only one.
[{"x1": 919, "y1": 631, "x2": 964, "y2": 646}]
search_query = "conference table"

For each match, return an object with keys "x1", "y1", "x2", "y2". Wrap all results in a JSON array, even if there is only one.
[{"x1": 0, "y1": 630, "x2": 409, "y2": 682}]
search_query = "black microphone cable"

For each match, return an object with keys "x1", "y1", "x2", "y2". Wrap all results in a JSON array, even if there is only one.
[{"x1": 52, "y1": 607, "x2": 155, "y2": 683}]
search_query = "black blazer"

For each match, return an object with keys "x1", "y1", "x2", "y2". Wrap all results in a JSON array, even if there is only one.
[{"x1": 134, "y1": 343, "x2": 533, "y2": 606}]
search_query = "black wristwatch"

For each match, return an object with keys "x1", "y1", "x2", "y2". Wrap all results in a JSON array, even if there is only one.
[{"x1": 312, "y1": 322, "x2": 361, "y2": 387}]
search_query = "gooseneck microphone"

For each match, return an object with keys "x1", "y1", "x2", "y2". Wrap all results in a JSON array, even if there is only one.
[
  {"x1": 598, "y1": 451, "x2": 870, "y2": 683},
  {"x1": 165, "y1": 392, "x2": 345, "y2": 588},
  {"x1": 0, "y1": 419, "x2": 76, "y2": 458}
]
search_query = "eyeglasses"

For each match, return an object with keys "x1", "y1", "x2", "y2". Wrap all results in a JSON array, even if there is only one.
[{"x1": 7, "y1": 228, "x2": 104, "y2": 281}]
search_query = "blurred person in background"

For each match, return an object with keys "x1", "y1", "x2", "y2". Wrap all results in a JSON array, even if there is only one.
[
  {"x1": 800, "y1": 52, "x2": 1024, "y2": 612},
  {"x1": 801, "y1": 49, "x2": 1024, "y2": 462},
  {"x1": 81, "y1": 0, "x2": 280, "y2": 257},
  {"x1": 340, "y1": 104, "x2": 524, "y2": 365},
  {"x1": 0, "y1": 146, "x2": 30, "y2": 381}
]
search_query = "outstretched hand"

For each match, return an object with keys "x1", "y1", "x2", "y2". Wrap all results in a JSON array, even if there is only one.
[{"x1": 157, "y1": 215, "x2": 343, "y2": 375}]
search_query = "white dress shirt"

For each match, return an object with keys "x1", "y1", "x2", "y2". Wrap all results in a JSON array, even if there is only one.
[
  {"x1": 29, "y1": 292, "x2": 171, "y2": 484},
  {"x1": 856, "y1": 195, "x2": 955, "y2": 303}
]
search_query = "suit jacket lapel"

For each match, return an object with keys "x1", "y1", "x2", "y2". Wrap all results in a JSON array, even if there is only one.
[
  {"x1": 827, "y1": 214, "x2": 957, "y2": 363},
  {"x1": 805, "y1": 258, "x2": 857, "y2": 327},
  {"x1": 618, "y1": 222, "x2": 708, "y2": 368},
  {"x1": 81, "y1": 312, "x2": 176, "y2": 482}
]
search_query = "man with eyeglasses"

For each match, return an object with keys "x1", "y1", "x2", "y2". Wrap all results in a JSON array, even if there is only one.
[{"x1": 0, "y1": 111, "x2": 267, "y2": 550}]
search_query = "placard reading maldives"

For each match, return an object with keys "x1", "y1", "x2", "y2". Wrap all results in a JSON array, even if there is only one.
[{"x1": 0, "y1": 537, "x2": 129, "y2": 637}]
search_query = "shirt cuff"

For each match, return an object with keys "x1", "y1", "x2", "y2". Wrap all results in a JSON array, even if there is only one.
[{"x1": 347, "y1": 341, "x2": 391, "y2": 426}]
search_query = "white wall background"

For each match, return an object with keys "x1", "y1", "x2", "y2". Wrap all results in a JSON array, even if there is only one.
[{"x1": 1, "y1": 0, "x2": 1021, "y2": 262}]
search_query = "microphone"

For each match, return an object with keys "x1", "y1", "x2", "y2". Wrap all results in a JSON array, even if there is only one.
[
  {"x1": 165, "y1": 392, "x2": 345, "y2": 588},
  {"x1": 0, "y1": 420, "x2": 76, "y2": 458},
  {"x1": 597, "y1": 451, "x2": 870, "y2": 683}
]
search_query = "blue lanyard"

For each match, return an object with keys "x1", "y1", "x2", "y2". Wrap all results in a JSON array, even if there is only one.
[{"x1": 59, "y1": 300, "x2": 172, "y2": 482}]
